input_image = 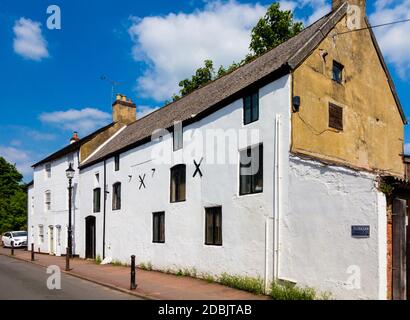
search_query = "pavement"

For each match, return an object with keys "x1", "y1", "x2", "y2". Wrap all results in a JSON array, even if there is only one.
[
  {"x1": 0, "y1": 255, "x2": 140, "y2": 300},
  {"x1": 0, "y1": 246, "x2": 268, "y2": 300}
]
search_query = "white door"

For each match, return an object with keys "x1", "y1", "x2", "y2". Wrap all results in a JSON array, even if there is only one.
[{"x1": 55, "y1": 226, "x2": 61, "y2": 256}]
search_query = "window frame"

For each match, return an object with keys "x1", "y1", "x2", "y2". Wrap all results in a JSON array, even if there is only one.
[
  {"x1": 243, "y1": 91, "x2": 259, "y2": 125},
  {"x1": 93, "y1": 188, "x2": 101, "y2": 213},
  {"x1": 332, "y1": 60, "x2": 344, "y2": 84},
  {"x1": 114, "y1": 155, "x2": 120, "y2": 171},
  {"x1": 152, "y1": 212, "x2": 165, "y2": 243},
  {"x1": 45, "y1": 163, "x2": 51, "y2": 179},
  {"x1": 328, "y1": 103, "x2": 344, "y2": 131},
  {"x1": 112, "y1": 182, "x2": 121, "y2": 211},
  {"x1": 170, "y1": 164, "x2": 186, "y2": 203},
  {"x1": 205, "y1": 206, "x2": 222, "y2": 246},
  {"x1": 239, "y1": 144, "x2": 264, "y2": 196},
  {"x1": 45, "y1": 191, "x2": 51, "y2": 211},
  {"x1": 173, "y1": 126, "x2": 183, "y2": 151}
]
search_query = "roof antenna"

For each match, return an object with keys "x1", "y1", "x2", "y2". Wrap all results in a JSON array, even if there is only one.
[{"x1": 100, "y1": 75, "x2": 123, "y2": 105}]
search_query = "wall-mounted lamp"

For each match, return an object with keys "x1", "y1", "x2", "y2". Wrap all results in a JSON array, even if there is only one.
[{"x1": 292, "y1": 96, "x2": 301, "y2": 113}]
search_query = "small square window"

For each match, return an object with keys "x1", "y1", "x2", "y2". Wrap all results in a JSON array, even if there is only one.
[
  {"x1": 329, "y1": 103, "x2": 343, "y2": 131},
  {"x1": 332, "y1": 61, "x2": 344, "y2": 84},
  {"x1": 152, "y1": 212, "x2": 165, "y2": 243},
  {"x1": 205, "y1": 207, "x2": 222, "y2": 246}
]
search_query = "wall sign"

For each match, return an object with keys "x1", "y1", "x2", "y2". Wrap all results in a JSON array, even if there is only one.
[{"x1": 351, "y1": 225, "x2": 370, "y2": 238}]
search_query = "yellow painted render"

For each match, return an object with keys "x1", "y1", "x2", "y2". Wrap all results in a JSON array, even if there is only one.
[
  {"x1": 80, "y1": 122, "x2": 125, "y2": 162},
  {"x1": 292, "y1": 15, "x2": 405, "y2": 177}
]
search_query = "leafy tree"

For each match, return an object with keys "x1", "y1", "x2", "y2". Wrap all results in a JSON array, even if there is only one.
[
  {"x1": 250, "y1": 2, "x2": 303, "y2": 56},
  {"x1": 173, "y1": 2, "x2": 303, "y2": 100},
  {"x1": 0, "y1": 157, "x2": 27, "y2": 234}
]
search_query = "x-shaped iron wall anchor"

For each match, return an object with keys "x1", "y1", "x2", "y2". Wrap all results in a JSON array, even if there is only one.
[
  {"x1": 193, "y1": 157, "x2": 204, "y2": 178},
  {"x1": 139, "y1": 174, "x2": 146, "y2": 189}
]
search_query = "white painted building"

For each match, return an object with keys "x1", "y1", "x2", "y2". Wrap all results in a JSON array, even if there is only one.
[{"x1": 28, "y1": 1, "x2": 408, "y2": 300}]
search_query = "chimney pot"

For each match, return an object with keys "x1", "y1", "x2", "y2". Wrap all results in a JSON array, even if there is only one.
[{"x1": 70, "y1": 131, "x2": 79, "y2": 144}]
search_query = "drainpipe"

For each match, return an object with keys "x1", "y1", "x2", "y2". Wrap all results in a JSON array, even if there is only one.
[
  {"x1": 103, "y1": 159, "x2": 107, "y2": 259},
  {"x1": 265, "y1": 114, "x2": 282, "y2": 292},
  {"x1": 273, "y1": 114, "x2": 281, "y2": 283}
]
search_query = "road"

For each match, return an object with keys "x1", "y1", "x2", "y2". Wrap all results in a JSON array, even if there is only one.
[{"x1": 0, "y1": 255, "x2": 141, "y2": 300}]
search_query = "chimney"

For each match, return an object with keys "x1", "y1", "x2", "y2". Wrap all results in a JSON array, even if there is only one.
[
  {"x1": 112, "y1": 94, "x2": 137, "y2": 124},
  {"x1": 70, "y1": 131, "x2": 79, "y2": 144},
  {"x1": 332, "y1": 0, "x2": 366, "y2": 13}
]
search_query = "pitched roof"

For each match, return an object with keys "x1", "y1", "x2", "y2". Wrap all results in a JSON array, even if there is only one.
[
  {"x1": 80, "y1": 3, "x2": 405, "y2": 169},
  {"x1": 32, "y1": 122, "x2": 117, "y2": 167}
]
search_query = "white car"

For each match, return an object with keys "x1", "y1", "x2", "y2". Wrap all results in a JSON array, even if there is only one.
[{"x1": 2, "y1": 231, "x2": 28, "y2": 248}]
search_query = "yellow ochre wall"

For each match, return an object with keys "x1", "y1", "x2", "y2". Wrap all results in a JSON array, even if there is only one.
[{"x1": 292, "y1": 15, "x2": 405, "y2": 177}]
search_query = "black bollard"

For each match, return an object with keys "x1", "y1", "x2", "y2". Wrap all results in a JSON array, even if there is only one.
[
  {"x1": 11, "y1": 241, "x2": 14, "y2": 256},
  {"x1": 31, "y1": 243, "x2": 35, "y2": 261},
  {"x1": 130, "y1": 255, "x2": 137, "y2": 290},
  {"x1": 65, "y1": 247, "x2": 70, "y2": 271}
]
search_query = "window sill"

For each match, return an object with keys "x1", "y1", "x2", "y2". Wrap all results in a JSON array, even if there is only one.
[
  {"x1": 204, "y1": 243, "x2": 223, "y2": 247},
  {"x1": 239, "y1": 190, "x2": 263, "y2": 197},
  {"x1": 170, "y1": 199, "x2": 186, "y2": 204},
  {"x1": 153, "y1": 241, "x2": 165, "y2": 244}
]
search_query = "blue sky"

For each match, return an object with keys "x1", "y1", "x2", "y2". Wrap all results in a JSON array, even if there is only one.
[{"x1": 0, "y1": 0, "x2": 409, "y2": 181}]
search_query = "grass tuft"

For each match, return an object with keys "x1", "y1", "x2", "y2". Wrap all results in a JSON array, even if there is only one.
[
  {"x1": 218, "y1": 273, "x2": 264, "y2": 295},
  {"x1": 270, "y1": 281, "x2": 316, "y2": 300}
]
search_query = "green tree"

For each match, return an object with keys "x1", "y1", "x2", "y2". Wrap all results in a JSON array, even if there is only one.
[
  {"x1": 173, "y1": 2, "x2": 303, "y2": 100},
  {"x1": 0, "y1": 157, "x2": 27, "y2": 234},
  {"x1": 250, "y1": 2, "x2": 303, "y2": 56}
]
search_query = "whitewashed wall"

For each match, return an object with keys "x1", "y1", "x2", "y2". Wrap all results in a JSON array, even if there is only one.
[
  {"x1": 280, "y1": 155, "x2": 387, "y2": 300},
  {"x1": 78, "y1": 75, "x2": 292, "y2": 284},
  {"x1": 28, "y1": 151, "x2": 81, "y2": 256}
]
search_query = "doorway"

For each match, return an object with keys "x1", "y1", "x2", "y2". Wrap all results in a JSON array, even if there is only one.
[
  {"x1": 85, "y1": 216, "x2": 96, "y2": 259},
  {"x1": 48, "y1": 226, "x2": 54, "y2": 255}
]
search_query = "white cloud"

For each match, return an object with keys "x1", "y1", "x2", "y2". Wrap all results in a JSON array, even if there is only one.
[
  {"x1": 39, "y1": 108, "x2": 111, "y2": 135},
  {"x1": 369, "y1": 0, "x2": 410, "y2": 78},
  {"x1": 129, "y1": 0, "x2": 267, "y2": 101},
  {"x1": 137, "y1": 105, "x2": 161, "y2": 118},
  {"x1": 13, "y1": 17, "x2": 49, "y2": 61},
  {"x1": 0, "y1": 146, "x2": 33, "y2": 178},
  {"x1": 405, "y1": 143, "x2": 410, "y2": 155},
  {"x1": 128, "y1": 0, "x2": 334, "y2": 102}
]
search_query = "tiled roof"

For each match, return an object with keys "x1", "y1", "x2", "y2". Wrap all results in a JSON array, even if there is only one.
[{"x1": 79, "y1": 3, "x2": 405, "y2": 169}]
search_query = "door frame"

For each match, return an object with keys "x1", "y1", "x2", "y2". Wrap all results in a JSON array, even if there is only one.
[{"x1": 85, "y1": 216, "x2": 96, "y2": 260}]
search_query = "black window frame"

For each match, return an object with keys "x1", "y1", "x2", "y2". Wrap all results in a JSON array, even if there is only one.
[
  {"x1": 114, "y1": 155, "x2": 120, "y2": 171},
  {"x1": 205, "y1": 206, "x2": 222, "y2": 246},
  {"x1": 332, "y1": 60, "x2": 344, "y2": 84},
  {"x1": 170, "y1": 164, "x2": 186, "y2": 203},
  {"x1": 93, "y1": 188, "x2": 101, "y2": 213},
  {"x1": 239, "y1": 144, "x2": 263, "y2": 196},
  {"x1": 243, "y1": 91, "x2": 259, "y2": 125},
  {"x1": 112, "y1": 182, "x2": 121, "y2": 211},
  {"x1": 152, "y1": 212, "x2": 165, "y2": 243}
]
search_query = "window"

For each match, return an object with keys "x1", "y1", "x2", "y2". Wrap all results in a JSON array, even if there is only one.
[
  {"x1": 112, "y1": 182, "x2": 121, "y2": 210},
  {"x1": 170, "y1": 164, "x2": 186, "y2": 203},
  {"x1": 45, "y1": 163, "x2": 51, "y2": 179},
  {"x1": 45, "y1": 191, "x2": 51, "y2": 211},
  {"x1": 93, "y1": 188, "x2": 101, "y2": 213},
  {"x1": 239, "y1": 144, "x2": 263, "y2": 195},
  {"x1": 31, "y1": 196, "x2": 34, "y2": 215},
  {"x1": 67, "y1": 154, "x2": 74, "y2": 167},
  {"x1": 243, "y1": 91, "x2": 259, "y2": 125},
  {"x1": 329, "y1": 103, "x2": 343, "y2": 131},
  {"x1": 38, "y1": 225, "x2": 44, "y2": 244},
  {"x1": 173, "y1": 126, "x2": 183, "y2": 151},
  {"x1": 332, "y1": 61, "x2": 344, "y2": 84},
  {"x1": 205, "y1": 207, "x2": 222, "y2": 246},
  {"x1": 94, "y1": 173, "x2": 100, "y2": 186},
  {"x1": 114, "y1": 155, "x2": 120, "y2": 171},
  {"x1": 152, "y1": 212, "x2": 165, "y2": 243}
]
